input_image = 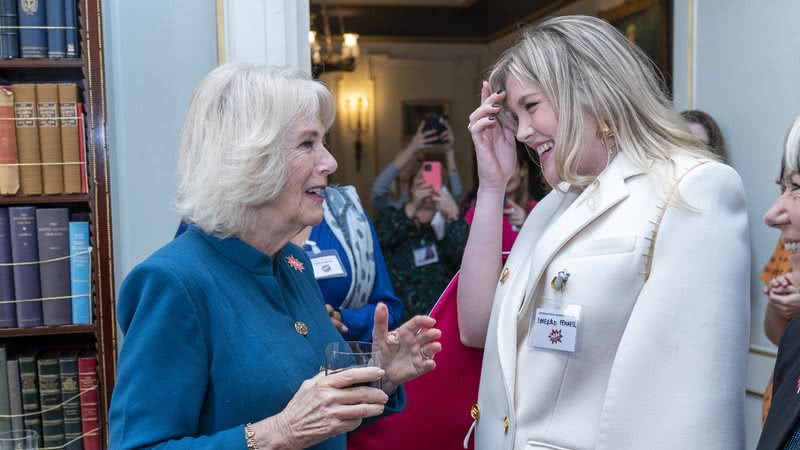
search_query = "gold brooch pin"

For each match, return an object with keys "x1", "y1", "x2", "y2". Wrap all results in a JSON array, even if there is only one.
[
  {"x1": 294, "y1": 321, "x2": 308, "y2": 336},
  {"x1": 550, "y1": 270, "x2": 570, "y2": 293}
]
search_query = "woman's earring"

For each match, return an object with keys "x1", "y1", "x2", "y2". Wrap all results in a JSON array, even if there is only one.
[{"x1": 597, "y1": 121, "x2": 617, "y2": 157}]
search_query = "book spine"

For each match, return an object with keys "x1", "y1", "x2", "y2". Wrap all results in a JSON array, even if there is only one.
[
  {"x1": 58, "y1": 83, "x2": 80, "y2": 193},
  {"x1": 0, "y1": 87, "x2": 19, "y2": 195},
  {"x1": 0, "y1": 346, "x2": 10, "y2": 433},
  {"x1": 10, "y1": 84, "x2": 41, "y2": 194},
  {"x1": 69, "y1": 221, "x2": 88, "y2": 324},
  {"x1": 9, "y1": 206, "x2": 42, "y2": 328},
  {"x1": 36, "y1": 208, "x2": 70, "y2": 325},
  {"x1": 36, "y1": 83, "x2": 62, "y2": 194},
  {"x1": 77, "y1": 356, "x2": 98, "y2": 450},
  {"x1": 16, "y1": 0, "x2": 46, "y2": 58},
  {"x1": 0, "y1": 208, "x2": 16, "y2": 327},
  {"x1": 18, "y1": 354, "x2": 42, "y2": 447},
  {"x1": 59, "y1": 354, "x2": 81, "y2": 450},
  {"x1": 37, "y1": 355, "x2": 65, "y2": 448},
  {"x1": 76, "y1": 102, "x2": 85, "y2": 193},
  {"x1": 44, "y1": 0, "x2": 65, "y2": 58},
  {"x1": 63, "y1": 0, "x2": 76, "y2": 58},
  {"x1": 0, "y1": 0, "x2": 18, "y2": 59},
  {"x1": 6, "y1": 359, "x2": 23, "y2": 434}
]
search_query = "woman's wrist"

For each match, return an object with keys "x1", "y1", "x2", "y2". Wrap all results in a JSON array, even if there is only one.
[{"x1": 252, "y1": 413, "x2": 297, "y2": 450}]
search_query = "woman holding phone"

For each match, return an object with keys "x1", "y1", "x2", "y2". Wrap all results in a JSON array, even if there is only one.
[
  {"x1": 376, "y1": 168, "x2": 467, "y2": 322},
  {"x1": 459, "y1": 15, "x2": 748, "y2": 449}
]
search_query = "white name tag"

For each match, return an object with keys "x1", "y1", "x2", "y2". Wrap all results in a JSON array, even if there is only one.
[
  {"x1": 307, "y1": 250, "x2": 347, "y2": 279},
  {"x1": 529, "y1": 304, "x2": 581, "y2": 353},
  {"x1": 413, "y1": 243, "x2": 439, "y2": 267}
]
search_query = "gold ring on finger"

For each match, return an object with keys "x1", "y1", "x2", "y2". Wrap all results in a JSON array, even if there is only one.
[
  {"x1": 387, "y1": 331, "x2": 400, "y2": 344},
  {"x1": 467, "y1": 122, "x2": 473, "y2": 131},
  {"x1": 420, "y1": 348, "x2": 433, "y2": 360}
]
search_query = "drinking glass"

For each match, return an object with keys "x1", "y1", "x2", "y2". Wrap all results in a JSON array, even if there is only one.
[
  {"x1": 325, "y1": 341, "x2": 383, "y2": 390},
  {"x1": 0, "y1": 430, "x2": 39, "y2": 450}
]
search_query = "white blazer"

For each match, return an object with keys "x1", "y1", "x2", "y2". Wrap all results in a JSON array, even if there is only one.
[{"x1": 472, "y1": 152, "x2": 750, "y2": 450}]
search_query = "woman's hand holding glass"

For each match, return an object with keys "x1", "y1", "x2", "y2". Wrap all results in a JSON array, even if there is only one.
[
  {"x1": 372, "y1": 303, "x2": 441, "y2": 395},
  {"x1": 259, "y1": 366, "x2": 388, "y2": 450},
  {"x1": 468, "y1": 81, "x2": 517, "y2": 193}
]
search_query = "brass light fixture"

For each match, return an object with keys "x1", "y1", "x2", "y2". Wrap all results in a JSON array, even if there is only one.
[{"x1": 309, "y1": 2, "x2": 359, "y2": 76}]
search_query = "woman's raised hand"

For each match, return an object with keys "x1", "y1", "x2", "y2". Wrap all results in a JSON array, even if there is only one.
[
  {"x1": 468, "y1": 81, "x2": 517, "y2": 193},
  {"x1": 262, "y1": 367, "x2": 388, "y2": 449},
  {"x1": 372, "y1": 303, "x2": 442, "y2": 395}
]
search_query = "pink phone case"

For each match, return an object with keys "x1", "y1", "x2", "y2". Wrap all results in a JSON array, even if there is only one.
[{"x1": 422, "y1": 161, "x2": 442, "y2": 192}]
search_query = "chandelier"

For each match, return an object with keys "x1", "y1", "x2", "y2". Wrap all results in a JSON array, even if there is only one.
[{"x1": 309, "y1": 2, "x2": 360, "y2": 75}]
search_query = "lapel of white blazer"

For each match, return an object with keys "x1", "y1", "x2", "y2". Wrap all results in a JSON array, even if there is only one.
[{"x1": 496, "y1": 152, "x2": 646, "y2": 399}]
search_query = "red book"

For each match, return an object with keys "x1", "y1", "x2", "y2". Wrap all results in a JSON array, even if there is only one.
[
  {"x1": 76, "y1": 103, "x2": 87, "y2": 193},
  {"x1": 78, "y1": 356, "x2": 100, "y2": 450}
]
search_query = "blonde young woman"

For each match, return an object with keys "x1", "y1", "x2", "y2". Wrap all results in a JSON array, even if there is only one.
[{"x1": 458, "y1": 16, "x2": 749, "y2": 450}]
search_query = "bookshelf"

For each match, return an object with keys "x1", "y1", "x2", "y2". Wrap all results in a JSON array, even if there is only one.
[{"x1": 0, "y1": 0, "x2": 115, "y2": 448}]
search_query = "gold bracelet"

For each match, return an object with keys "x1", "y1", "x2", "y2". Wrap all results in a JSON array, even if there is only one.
[{"x1": 245, "y1": 423, "x2": 259, "y2": 450}]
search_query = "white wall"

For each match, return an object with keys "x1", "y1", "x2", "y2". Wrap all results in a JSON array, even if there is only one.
[
  {"x1": 672, "y1": 1, "x2": 800, "y2": 448},
  {"x1": 103, "y1": 1, "x2": 218, "y2": 286}
]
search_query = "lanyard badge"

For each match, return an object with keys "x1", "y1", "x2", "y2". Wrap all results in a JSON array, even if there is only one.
[{"x1": 529, "y1": 269, "x2": 582, "y2": 353}]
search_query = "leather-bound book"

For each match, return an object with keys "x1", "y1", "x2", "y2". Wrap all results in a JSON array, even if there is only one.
[
  {"x1": 9, "y1": 206, "x2": 42, "y2": 328},
  {"x1": 7, "y1": 359, "x2": 24, "y2": 434},
  {"x1": 37, "y1": 353, "x2": 65, "y2": 448},
  {"x1": 36, "y1": 208, "x2": 70, "y2": 325},
  {"x1": 10, "y1": 84, "x2": 41, "y2": 194},
  {"x1": 0, "y1": 87, "x2": 19, "y2": 195},
  {"x1": 64, "y1": 0, "x2": 77, "y2": 58},
  {"x1": 44, "y1": 0, "x2": 65, "y2": 58},
  {"x1": 58, "y1": 83, "x2": 81, "y2": 193},
  {"x1": 18, "y1": 353, "x2": 42, "y2": 447},
  {"x1": 0, "y1": 208, "x2": 16, "y2": 328},
  {"x1": 0, "y1": 0, "x2": 18, "y2": 59},
  {"x1": 16, "y1": 0, "x2": 46, "y2": 58},
  {"x1": 77, "y1": 355, "x2": 99, "y2": 450},
  {"x1": 59, "y1": 353, "x2": 81, "y2": 450},
  {"x1": 36, "y1": 84, "x2": 63, "y2": 194}
]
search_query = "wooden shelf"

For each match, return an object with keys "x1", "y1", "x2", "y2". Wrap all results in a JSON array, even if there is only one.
[
  {"x1": 0, "y1": 193, "x2": 90, "y2": 205},
  {"x1": 0, "y1": 59, "x2": 83, "y2": 69},
  {"x1": 0, "y1": 325, "x2": 95, "y2": 338}
]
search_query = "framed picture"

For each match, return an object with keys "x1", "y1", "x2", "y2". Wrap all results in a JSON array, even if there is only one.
[
  {"x1": 599, "y1": 0, "x2": 672, "y2": 90},
  {"x1": 402, "y1": 100, "x2": 450, "y2": 139}
]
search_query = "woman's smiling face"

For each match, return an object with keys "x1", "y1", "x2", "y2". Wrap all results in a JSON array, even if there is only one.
[{"x1": 765, "y1": 172, "x2": 800, "y2": 254}]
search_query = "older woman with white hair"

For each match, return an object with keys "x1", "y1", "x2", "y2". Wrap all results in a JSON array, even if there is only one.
[
  {"x1": 108, "y1": 63, "x2": 442, "y2": 450},
  {"x1": 459, "y1": 15, "x2": 749, "y2": 450}
]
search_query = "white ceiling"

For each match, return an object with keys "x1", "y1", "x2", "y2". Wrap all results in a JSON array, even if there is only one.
[{"x1": 311, "y1": 0, "x2": 477, "y2": 6}]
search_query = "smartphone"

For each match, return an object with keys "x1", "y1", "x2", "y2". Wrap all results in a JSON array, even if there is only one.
[
  {"x1": 422, "y1": 115, "x2": 448, "y2": 144},
  {"x1": 422, "y1": 161, "x2": 442, "y2": 192}
]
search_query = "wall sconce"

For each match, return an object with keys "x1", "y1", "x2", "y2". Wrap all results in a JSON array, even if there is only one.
[{"x1": 344, "y1": 96, "x2": 369, "y2": 171}]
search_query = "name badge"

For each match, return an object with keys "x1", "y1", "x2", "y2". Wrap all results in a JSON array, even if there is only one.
[
  {"x1": 306, "y1": 249, "x2": 347, "y2": 279},
  {"x1": 413, "y1": 243, "x2": 439, "y2": 267},
  {"x1": 529, "y1": 303, "x2": 581, "y2": 353}
]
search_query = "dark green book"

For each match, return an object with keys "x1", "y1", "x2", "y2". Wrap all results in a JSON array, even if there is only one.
[
  {"x1": 59, "y1": 353, "x2": 81, "y2": 450},
  {"x1": 18, "y1": 353, "x2": 42, "y2": 447},
  {"x1": 37, "y1": 353, "x2": 64, "y2": 449},
  {"x1": 6, "y1": 358, "x2": 23, "y2": 434},
  {"x1": 0, "y1": 345, "x2": 10, "y2": 433}
]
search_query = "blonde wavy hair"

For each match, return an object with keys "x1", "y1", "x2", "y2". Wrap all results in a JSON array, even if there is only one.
[
  {"x1": 489, "y1": 15, "x2": 713, "y2": 187},
  {"x1": 175, "y1": 63, "x2": 335, "y2": 237}
]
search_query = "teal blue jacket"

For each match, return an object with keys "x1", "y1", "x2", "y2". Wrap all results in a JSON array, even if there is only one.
[{"x1": 109, "y1": 225, "x2": 405, "y2": 449}]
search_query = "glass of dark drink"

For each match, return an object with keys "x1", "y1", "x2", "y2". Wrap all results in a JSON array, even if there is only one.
[{"x1": 325, "y1": 341, "x2": 383, "y2": 390}]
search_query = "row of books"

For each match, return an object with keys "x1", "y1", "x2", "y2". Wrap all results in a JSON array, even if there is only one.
[
  {"x1": 0, "y1": 83, "x2": 87, "y2": 195},
  {"x1": 0, "y1": 347, "x2": 99, "y2": 450},
  {"x1": 0, "y1": 0, "x2": 80, "y2": 59},
  {"x1": 0, "y1": 206, "x2": 90, "y2": 328}
]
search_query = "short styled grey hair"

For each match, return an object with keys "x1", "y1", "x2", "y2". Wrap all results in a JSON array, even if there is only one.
[
  {"x1": 176, "y1": 63, "x2": 335, "y2": 237},
  {"x1": 489, "y1": 15, "x2": 713, "y2": 187},
  {"x1": 783, "y1": 116, "x2": 800, "y2": 178}
]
